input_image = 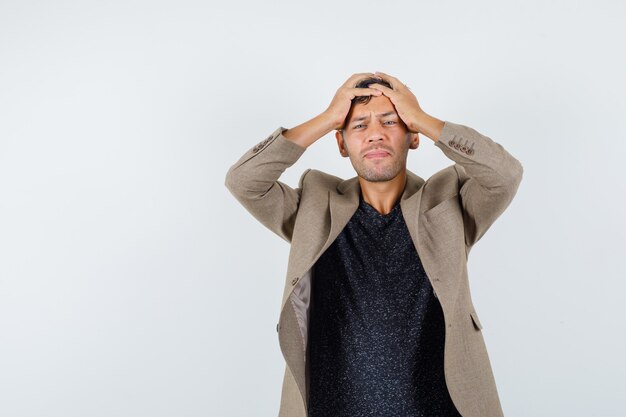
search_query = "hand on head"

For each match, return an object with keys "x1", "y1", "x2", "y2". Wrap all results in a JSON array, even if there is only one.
[{"x1": 324, "y1": 72, "x2": 424, "y2": 134}]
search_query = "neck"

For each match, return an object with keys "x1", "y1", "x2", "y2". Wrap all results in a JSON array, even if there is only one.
[{"x1": 358, "y1": 170, "x2": 407, "y2": 215}]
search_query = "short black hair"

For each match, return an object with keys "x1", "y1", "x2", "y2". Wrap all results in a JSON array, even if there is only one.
[
  {"x1": 352, "y1": 76, "x2": 393, "y2": 106},
  {"x1": 340, "y1": 76, "x2": 394, "y2": 133}
]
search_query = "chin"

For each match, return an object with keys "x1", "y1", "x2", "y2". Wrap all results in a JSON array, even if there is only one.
[{"x1": 358, "y1": 169, "x2": 402, "y2": 182}]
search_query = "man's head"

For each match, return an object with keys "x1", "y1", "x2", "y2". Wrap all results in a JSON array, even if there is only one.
[{"x1": 335, "y1": 76, "x2": 419, "y2": 183}]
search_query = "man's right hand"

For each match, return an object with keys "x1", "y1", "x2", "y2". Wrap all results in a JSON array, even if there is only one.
[
  {"x1": 282, "y1": 73, "x2": 382, "y2": 149},
  {"x1": 323, "y1": 72, "x2": 383, "y2": 130}
]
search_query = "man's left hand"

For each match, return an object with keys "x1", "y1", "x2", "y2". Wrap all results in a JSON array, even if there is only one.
[{"x1": 367, "y1": 71, "x2": 426, "y2": 134}]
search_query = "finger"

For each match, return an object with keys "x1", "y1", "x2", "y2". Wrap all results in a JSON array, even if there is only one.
[
  {"x1": 367, "y1": 82, "x2": 396, "y2": 96},
  {"x1": 374, "y1": 71, "x2": 406, "y2": 90},
  {"x1": 348, "y1": 87, "x2": 382, "y2": 98}
]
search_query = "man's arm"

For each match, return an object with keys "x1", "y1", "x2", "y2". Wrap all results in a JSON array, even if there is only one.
[
  {"x1": 369, "y1": 72, "x2": 523, "y2": 249},
  {"x1": 224, "y1": 127, "x2": 308, "y2": 243},
  {"x1": 433, "y1": 120, "x2": 523, "y2": 248},
  {"x1": 225, "y1": 73, "x2": 383, "y2": 242}
]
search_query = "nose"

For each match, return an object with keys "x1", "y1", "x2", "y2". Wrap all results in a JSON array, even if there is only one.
[{"x1": 366, "y1": 124, "x2": 384, "y2": 143}]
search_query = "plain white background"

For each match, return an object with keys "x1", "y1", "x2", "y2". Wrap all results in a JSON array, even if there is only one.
[{"x1": 1, "y1": 1, "x2": 625, "y2": 416}]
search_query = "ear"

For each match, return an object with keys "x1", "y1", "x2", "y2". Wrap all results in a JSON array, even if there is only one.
[
  {"x1": 335, "y1": 131, "x2": 349, "y2": 157},
  {"x1": 408, "y1": 132, "x2": 420, "y2": 150}
]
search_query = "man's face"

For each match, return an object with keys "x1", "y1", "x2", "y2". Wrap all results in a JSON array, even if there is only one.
[{"x1": 335, "y1": 95, "x2": 419, "y2": 182}]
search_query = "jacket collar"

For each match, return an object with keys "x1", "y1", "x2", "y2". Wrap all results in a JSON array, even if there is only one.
[
  {"x1": 284, "y1": 169, "x2": 427, "y2": 310},
  {"x1": 336, "y1": 169, "x2": 425, "y2": 201},
  {"x1": 325, "y1": 169, "x2": 425, "y2": 254}
]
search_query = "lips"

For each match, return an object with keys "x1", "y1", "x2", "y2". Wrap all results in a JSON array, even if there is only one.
[{"x1": 365, "y1": 150, "x2": 391, "y2": 158}]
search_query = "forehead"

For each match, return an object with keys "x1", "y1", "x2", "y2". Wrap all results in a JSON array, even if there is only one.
[{"x1": 347, "y1": 95, "x2": 398, "y2": 122}]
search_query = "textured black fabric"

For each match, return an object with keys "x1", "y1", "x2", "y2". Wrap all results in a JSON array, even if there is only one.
[{"x1": 307, "y1": 194, "x2": 462, "y2": 417}]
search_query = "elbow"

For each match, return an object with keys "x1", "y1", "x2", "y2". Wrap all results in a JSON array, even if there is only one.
[
  {"x1": 225, "y1": 165, "x2": 265, "y2": 200},
  {"x1": 493, "y1": 158, "x2": 523, "y2": 195},
  {"x1": 513, "y1": 159, "x2": 524, "y2": 185},
  {"x1": 224, "y1": 165, "x2": 243, "y2": 196},
  {"x1": 506, "y1": 159, "x2": 524, "y2": 192},
  {"x1": 224, "y1": 168, "x2": 234, "y2": 192},
  {"x1": 503, "y1": 153, "x2": 523, "y2": 182}
]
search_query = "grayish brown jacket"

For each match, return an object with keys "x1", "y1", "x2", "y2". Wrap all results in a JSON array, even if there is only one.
[{"x1": 225, "y1": 121, "x2": 523, "y2": 417}]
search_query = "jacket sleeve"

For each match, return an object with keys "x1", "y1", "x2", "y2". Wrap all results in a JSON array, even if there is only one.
[
  {"x1": 224, "y1": 126, "x2": 309, "y2": 243},
  {"x1": 434, "y1": 121, "x2": 524, "y2": 249}
]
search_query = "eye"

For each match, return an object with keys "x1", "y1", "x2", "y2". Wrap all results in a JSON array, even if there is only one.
[
  {"x1": 384, "y1": 120, "x2": 396, "y2": 125},
  {"x1": 353, "y1": 124, "x2": 365, "y2": 129}
]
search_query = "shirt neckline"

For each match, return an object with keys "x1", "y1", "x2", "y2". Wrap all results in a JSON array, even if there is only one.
[{"x1": 359, "y1": 196, "x2": 401, "y2": 218}]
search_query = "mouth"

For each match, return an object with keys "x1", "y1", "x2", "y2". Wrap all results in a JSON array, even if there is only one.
[{"x1": 364, "y1": 150, "x2": 391, "y2": 159}]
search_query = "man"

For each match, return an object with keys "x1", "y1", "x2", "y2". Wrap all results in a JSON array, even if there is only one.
[{"x1": 225, "y1": 72, "x2": 523, "y2": 417}]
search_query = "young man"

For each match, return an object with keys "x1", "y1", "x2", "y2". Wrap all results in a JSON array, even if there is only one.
[{"x1": 225, "y1": 72, "x2": 523, "y2": 417}]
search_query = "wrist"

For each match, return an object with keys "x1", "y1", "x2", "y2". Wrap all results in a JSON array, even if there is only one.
[
  {"x1": 411, "y1": 113, "x2": 444, "y2": 142},
  {"x1": 320, "y1": 109, "x2": 345, "y2": 131},
  {"x1": 282, "y1": 112, "x2": 338, "y2": 149},
  {"x1": 407, "y1": 111, "x2": 430, "y2": 133}
]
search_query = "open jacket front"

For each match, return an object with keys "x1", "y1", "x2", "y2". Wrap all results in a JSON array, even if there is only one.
[{"x1": 225, "y1": 121, "x2": 523, "y2": 417}]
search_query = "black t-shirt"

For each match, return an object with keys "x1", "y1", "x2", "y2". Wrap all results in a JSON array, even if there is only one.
[{"x1": 307, "y1": 195, "x2": 461, "y2": 417}]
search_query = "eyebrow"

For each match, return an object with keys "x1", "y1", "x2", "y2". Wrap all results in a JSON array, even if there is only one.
[{"x1": 350, "y1": 111, "x2": 397, "y2": 124}]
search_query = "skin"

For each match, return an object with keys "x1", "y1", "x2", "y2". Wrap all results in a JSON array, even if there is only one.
[
  {"x1": 335, "y1": 94, "x2": 417, "y2": 214},
  {"x1": 283, "y1": 71, "x2": 445, "y2": 215}
]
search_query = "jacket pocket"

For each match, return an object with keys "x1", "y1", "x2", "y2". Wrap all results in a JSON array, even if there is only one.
[{"x1": 470, "y1": 310, "x2": 483, "y2": 330}]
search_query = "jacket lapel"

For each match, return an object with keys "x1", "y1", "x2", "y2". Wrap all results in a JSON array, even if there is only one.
[
  {"x1": 278, "y1": 169, "x2": 427, "y2": 407},
  {"x1": 399, "y1": 170, "x2": 425, "y2": 247},
  {"x1": 280, "y1": 170, "x2": 426, "y2": 311},
  {"x1": 325, "y1": 176, "x2": 361, "y2": 251},
  {"x1": 325, "y1": 169, "x2": 426, "y2": 264}
]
